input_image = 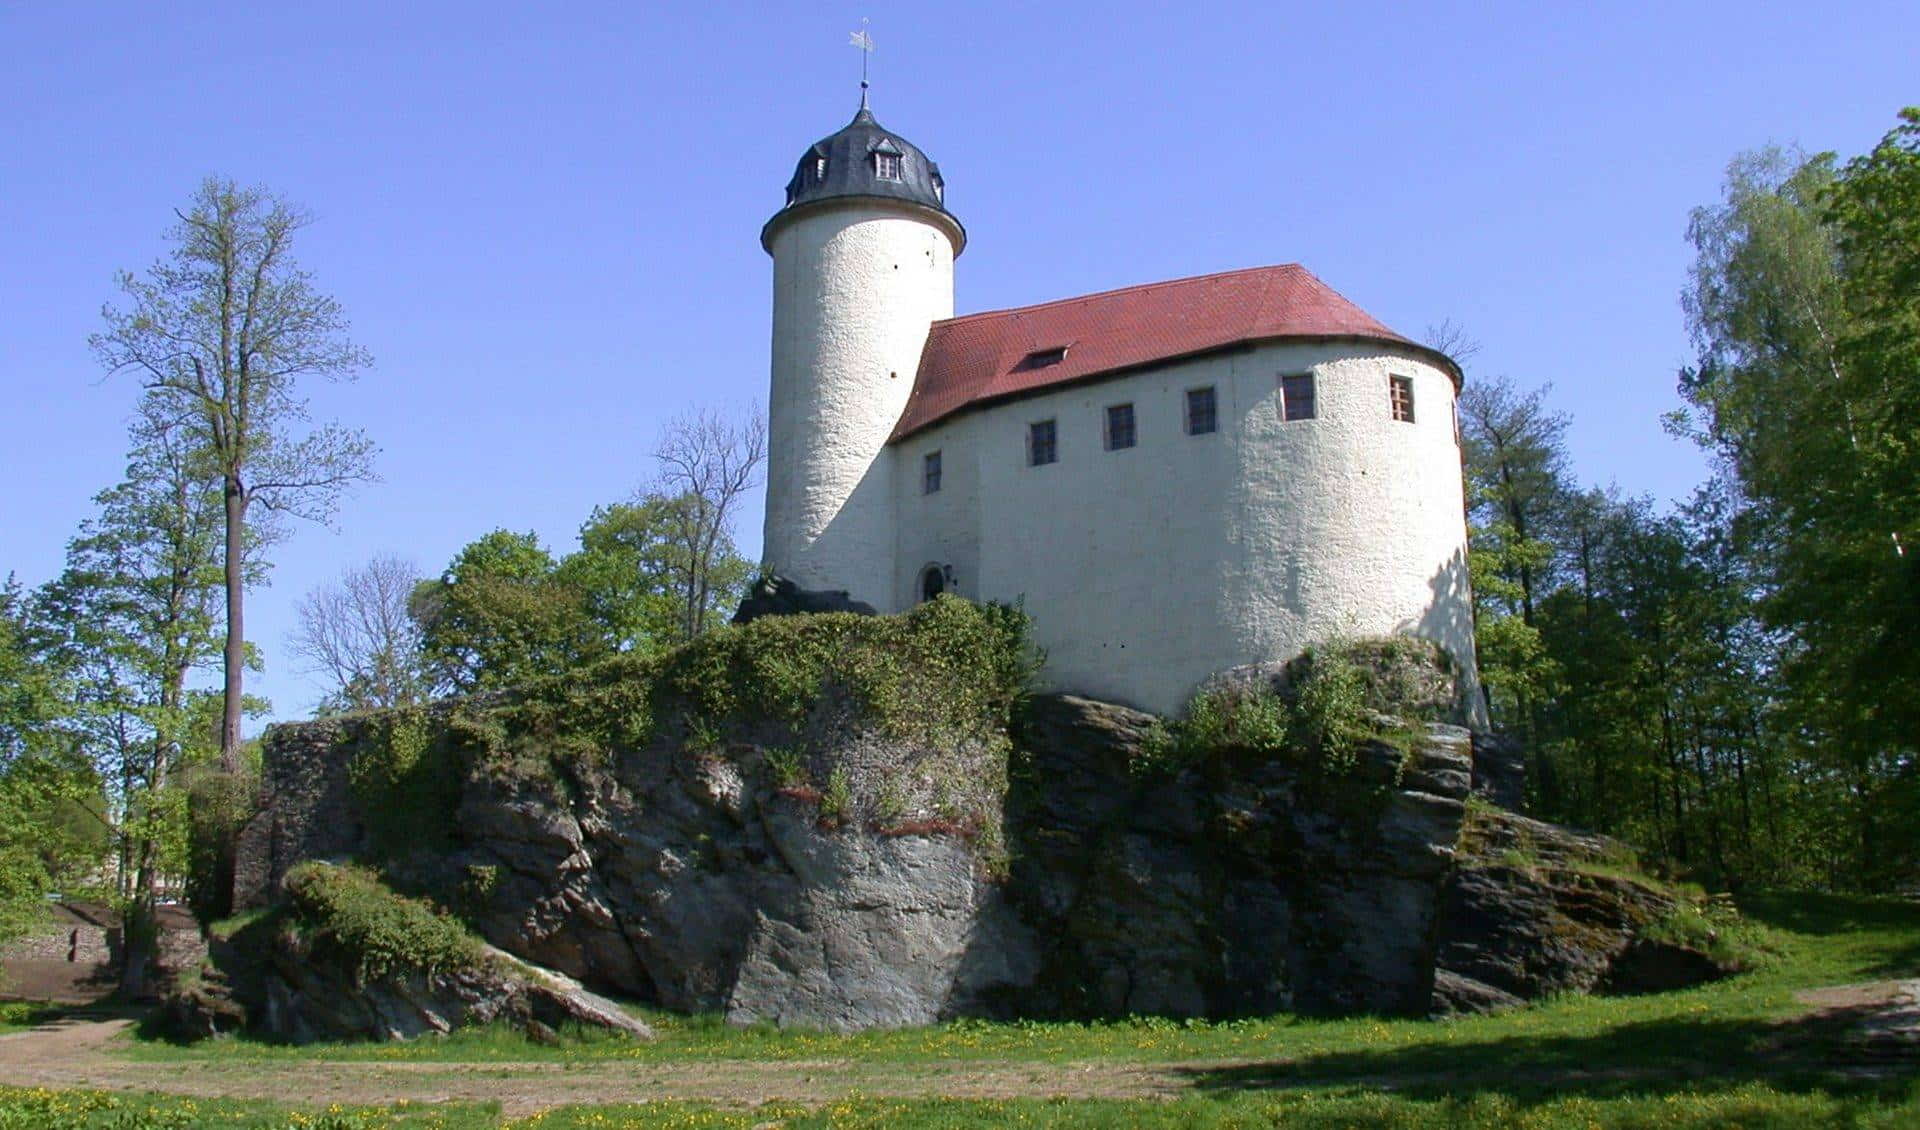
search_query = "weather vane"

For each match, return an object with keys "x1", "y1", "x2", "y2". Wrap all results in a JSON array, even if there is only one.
[{"x1": 850, "y1": 18, "x2": 874, "y2": 107}]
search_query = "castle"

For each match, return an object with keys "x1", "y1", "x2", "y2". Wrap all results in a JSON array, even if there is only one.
[{"x1": 760, "y1": 101, "x2": 1486, "y2": 723}]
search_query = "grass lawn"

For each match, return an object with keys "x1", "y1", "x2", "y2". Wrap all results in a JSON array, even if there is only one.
[{"x1": 1, "y1": 891, "x2": 1912, "y2": 1127}]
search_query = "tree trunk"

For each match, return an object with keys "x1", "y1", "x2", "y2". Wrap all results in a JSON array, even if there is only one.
[
  {"x1": 117, "y1": 847, "x2": 157, "y2": 999},
  {"x1": 220, "y1": 479, "x2": 246, "y2": 772}
]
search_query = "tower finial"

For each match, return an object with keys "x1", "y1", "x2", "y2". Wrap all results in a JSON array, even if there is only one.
[{"x1": 849, "y1": 18, "x2": 874, "y2": 109}]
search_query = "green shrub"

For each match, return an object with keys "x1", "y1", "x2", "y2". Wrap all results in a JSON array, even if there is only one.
[
  {"x1": 1147, "y1": 638, "x2": 1393, "y2": 782},
  {"x1": 819, "y1": 767, "x2": 853, "y2": 829},
  {"x1": 762, "y1": 745, "x2": 807, "y2": 788},
  {"x1": 181, "y1": 765, "x2": 258, "y2": 924},
  {"x1": 1288, "y1": 646, "x2": 1373, "y2": 777},
  {"x1": 1643, "y1": 898, "x2": 1784, "y2": 972},
  {"x1": 345, "y1": 707, "x2": 463, "y2": 862},
  {"x1": 282, "y1": 862, "x2": 484, "y2": 983}
]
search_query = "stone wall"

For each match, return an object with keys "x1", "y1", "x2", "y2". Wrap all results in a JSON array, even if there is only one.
[{"x1": 0, "y1": 902, "x2": 114, "y2": 965}]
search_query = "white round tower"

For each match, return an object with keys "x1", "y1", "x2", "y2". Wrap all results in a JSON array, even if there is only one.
[{"x1": 761, "y1": 104, "x2": 964, "y2": 607}]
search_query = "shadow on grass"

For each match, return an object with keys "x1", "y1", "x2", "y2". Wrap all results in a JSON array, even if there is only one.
[
  {"x1": 1740, "y1": 891, "x2": 1920, "y2": 938},
  {"x1": 1179, "y1": 1002, "x2": 1914, "y2": 1104},
  {"x1": 1742, "y1": 890, "x2": 1920, "y2": 980}
]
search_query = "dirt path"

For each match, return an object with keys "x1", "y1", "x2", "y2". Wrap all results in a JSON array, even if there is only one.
[
  {"x1": 0, "y1": 1014, "x2": 1248, "y2": 1117},
  {"x1": 0, "y1": 983, "x2": 1914, "y2": 1118}
]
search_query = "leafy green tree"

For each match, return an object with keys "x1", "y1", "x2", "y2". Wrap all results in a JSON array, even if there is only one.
[
  {"x1": 412, "y1": 500, "x2": 755, "y2": 693},
  {"x1": 1671, "y1": 121, "x2": 1920, "y2": 887},
  {"x1": 0, "y1": 582, "x2": 70, "y2": 946},
  {"x1": 412, "y1": 531, "x2": 607, "y2": 693},
  {"x1": 93, "y1": 178, "x2": 376, "y2": 772},
  {"x1": 1460, "y1": 377, "x2": 1573, "y2": 738},
  {"x1": 28, "y1": 420, "x2": 226, "y2": 991},
  {"x1": 0, "y1": 577, "x2": 69, "y2": 763}
]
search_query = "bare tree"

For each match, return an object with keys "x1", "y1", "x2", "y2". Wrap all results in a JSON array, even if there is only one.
[
  {"x1": 652, "y1": 407, "x2": 767, "y2": 641},
  {"x1": 289, "y1": 555, "x2": 428, "y2": 713},
  {"x1": 93, "y1": 178, "x2": 376, "y2": 770},
  {"x1": 1424, "y1": 318, "x2": 1483, "y2": 371}
]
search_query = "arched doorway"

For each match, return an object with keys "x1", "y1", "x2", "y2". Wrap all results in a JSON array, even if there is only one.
[{"x1": 920, "y1": 565, "x2": 946, "y2": 603}]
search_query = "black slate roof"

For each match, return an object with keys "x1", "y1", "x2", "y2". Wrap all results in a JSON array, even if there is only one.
[{"x1": 762, "y1": 105, "x2": 965, "y2": 252}]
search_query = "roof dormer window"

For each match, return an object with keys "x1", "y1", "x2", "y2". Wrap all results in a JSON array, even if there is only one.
[
  {"x1": 931, "y1": 171, "x2": 945, "y2": 202},
  {"x1": 1018, "y1": 346, "x2": 1068, "y2": 371},
  {"x1": 814, "y1": 156, "x2": 827, "y2": 181},
  {"x1": 871, "y1": 138, "x2": 904, "y2": 181}
]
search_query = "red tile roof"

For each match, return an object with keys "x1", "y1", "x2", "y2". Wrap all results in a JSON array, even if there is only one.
[{"x1": 890, "y1": 264, "x2": 1458, "y2": 442}]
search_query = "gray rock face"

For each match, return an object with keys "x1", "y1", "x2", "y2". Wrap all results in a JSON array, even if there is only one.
[
  {"x1": 410, "y1": 731, "x2": 1026, "y2": 1032},
  {"x1": 262, "y1": 938, "x2": 652, "y2": 1045},
  {"x1": 240, "y1": 687, "x2": 1729, "y2": 1032},
  {"x1": 1431, "y1": 808, "x2": 1731, "y2": 1006},
  {"x1": 1004, "y1": 695, "x2": 1474, "y2": 1018}
]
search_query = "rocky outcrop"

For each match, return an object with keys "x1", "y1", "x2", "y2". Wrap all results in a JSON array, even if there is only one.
[
  {"x1": 262, "y1": 938, "x2": 653, "y2": 1045},
  {"x1": 435, "y1": 755, "x2": 1031, "y2": 1032},
  {"x1": 1430, "y1": 808, "x2": 1733, "y2": 1010},
  {"x1": 234, "y1": 615, "x2": 1735, "y2": 1033},
  {"x1": 1005, "y1": 695, "x2": 1474, "y2": 1018}
]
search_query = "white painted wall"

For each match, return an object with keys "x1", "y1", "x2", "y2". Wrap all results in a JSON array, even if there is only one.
[
  {"x1": 891, "y1": 341, "x2": 1486, "y2": 725},
  {"x1": 764, "y1": 203, "x2": 956, "y2": 606}
]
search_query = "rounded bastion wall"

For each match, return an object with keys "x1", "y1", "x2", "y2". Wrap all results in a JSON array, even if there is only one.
[
  {"x1": 764, "y1": 203, "x2": 956, "y2": 606},
  {"x1": 891, "y1": 340, "x2": 1487, "y2": 724}
]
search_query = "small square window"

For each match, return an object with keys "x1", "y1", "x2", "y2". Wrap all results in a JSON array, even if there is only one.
[
  {"x1": 1281, "y1": 373, "x2": 1316, "y2": 421},
  {"x1": 1390, "y1": 375, "x2": 1416, "y2": 423},
  {"x1": 923, "y1": 450, "x2": 942, "y2": 494},
  {"x1": 1028, "y1": 419, "x2": 1057, "y2": 466},
  {"x1": 1105, "y1": 403, "x2": 1136, "y2": 450},
  {"x1": 875, "y1": 152, "x2": 903, "y2": 180},
  {"x1": 1185, "y1": 386, "x2": 1217, "y2": 436}
]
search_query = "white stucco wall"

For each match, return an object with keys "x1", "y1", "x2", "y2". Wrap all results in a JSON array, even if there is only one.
[
  {"x1": 764, "y1": 203, "x2": 956, "y2": 606},
  {"x1": 891, "y1": 341, "x2": 1486, "y2": 725}
]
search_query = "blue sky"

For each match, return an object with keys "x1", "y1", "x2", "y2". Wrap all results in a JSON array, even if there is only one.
[{"x1": 2, "y1": 2, "x2": 1913, "y2": 725}]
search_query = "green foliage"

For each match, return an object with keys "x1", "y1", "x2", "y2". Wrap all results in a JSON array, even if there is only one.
[
  {"x1": 818, "y1": 767, "x2": 853, "y2": 828},
  {"x1": 1146, "y1": 684, "x2": 1292, "y2": 775},
  {"x1": 762, "y1": 745, "x2": 806, "y2": 788},
  {"x1": 1641, "y1": 899, "x2": 1785, "y2": 974},
  {"x1": 344, "y1": 707, "x2": 461, "y2": 862},
  {"x1": 411, "y1": 530, "x2": 609, "y2": 694},
  {"x1": 315, "y1": 597, "x2": 1034, "y2": 872},
  {"x1": 181, "y1": 763, "x2": 259, "y2": 924},
  {"x1": 4, "y1": 1082, "x2": 1919, "y2": 1130},
  {"x1": 413, "y1": 502, "x2": 760, "y2": 696},
  {"x1": 1149, "y1": 637, "x2": 1412, "y2": 783},
  {"x1": 281, "y1": 862, "x2": 483, "y2": 983}
]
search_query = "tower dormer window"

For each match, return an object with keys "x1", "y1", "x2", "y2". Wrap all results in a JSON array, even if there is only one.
[
  {"x1": 814, "y1": 156, "x2": 827, "y2": 181},
  {"x1": 931, "y1": 172, "x2": 944, "y2": 202},
  {"x1": 871, "y1": 138, "x2": 904, "y2": 181}
]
